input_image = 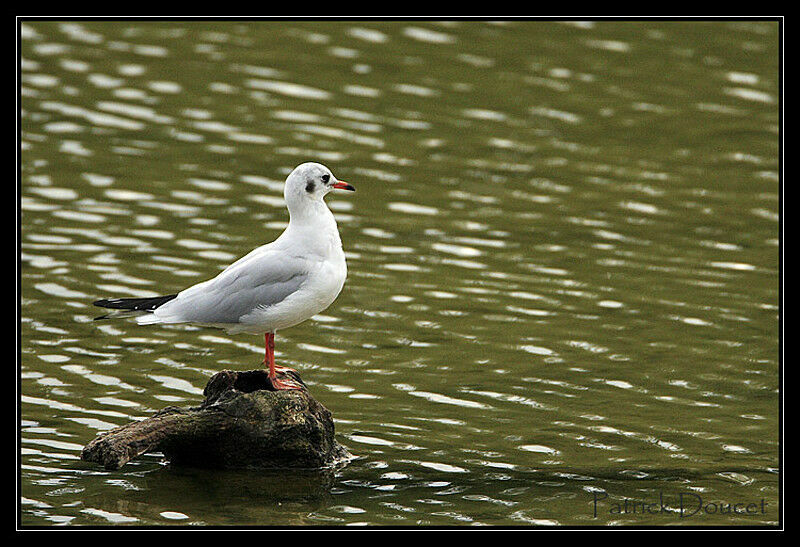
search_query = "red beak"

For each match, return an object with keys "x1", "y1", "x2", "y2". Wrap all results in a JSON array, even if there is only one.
[{"x1": 333, "y1": 181, "x2": 355, "y2": 192}]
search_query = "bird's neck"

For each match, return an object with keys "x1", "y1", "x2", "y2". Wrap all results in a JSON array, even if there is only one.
[
  {"x1": 287, "y1": 197, "x2": 333, "y2": 226},
  {"x1": 283, "y1": 199, "x2": 342, "y2": 255}
]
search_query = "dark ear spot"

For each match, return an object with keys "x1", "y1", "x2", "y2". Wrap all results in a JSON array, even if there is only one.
[{"x1": 306, "y1": 181, "x2": 315, "y2": 193}]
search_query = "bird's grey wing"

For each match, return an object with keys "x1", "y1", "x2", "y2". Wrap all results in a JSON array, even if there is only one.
[{"x1": 152, "y1": 250, "x2": 308, "y2": 325}]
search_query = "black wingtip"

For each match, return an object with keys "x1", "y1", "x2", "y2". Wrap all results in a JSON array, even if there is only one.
[{"x1": 93, "y1": 294, "x2": 178, "y2": 312}]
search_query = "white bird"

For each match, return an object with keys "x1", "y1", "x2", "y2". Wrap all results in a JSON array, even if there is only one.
[{"x1": 94, "y1": 162, "x2": 355, "y2": 390}]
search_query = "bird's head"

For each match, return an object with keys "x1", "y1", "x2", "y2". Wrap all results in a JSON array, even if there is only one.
[{"x1": 284, "y1": 162, "x2": 355, "y2": 204}]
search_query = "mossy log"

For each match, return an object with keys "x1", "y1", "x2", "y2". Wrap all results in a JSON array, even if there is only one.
[{"x1": 81, "y1": 370, "x2": 353, "y2": 470}]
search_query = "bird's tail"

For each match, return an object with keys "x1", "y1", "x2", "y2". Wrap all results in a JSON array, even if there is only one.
[{"x1": 93, "y1": 294, "x2": 177, "y2": 320}]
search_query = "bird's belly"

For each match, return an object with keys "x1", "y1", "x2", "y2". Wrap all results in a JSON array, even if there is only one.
[{"x1": 233, "y1": 259, "x2": 346, "y2": 334}]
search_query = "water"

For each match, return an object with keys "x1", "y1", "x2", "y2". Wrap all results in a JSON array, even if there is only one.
[{"x1": 19, "y1": 20, "x2": 780, "y2": 526}]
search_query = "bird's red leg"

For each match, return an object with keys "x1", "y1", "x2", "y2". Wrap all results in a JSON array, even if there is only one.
[
  {"x1": 263, "y1": 332, "x2": 302, "y2": 391},
  {"x1": 261, "y1": 332, "x2": 296, "y2": 373},
  {"x1": 265, "y1": 332, "x2": 277, "y2": 377}
]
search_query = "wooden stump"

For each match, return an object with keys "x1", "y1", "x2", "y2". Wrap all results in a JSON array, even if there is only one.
[{"x1": 81, "y1": 370, "x2": 353, "y2": 470}]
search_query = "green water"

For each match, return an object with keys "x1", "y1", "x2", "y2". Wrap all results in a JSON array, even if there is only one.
[{"x1": 19, "y1": 20, "x2": 780, "y2": 526}]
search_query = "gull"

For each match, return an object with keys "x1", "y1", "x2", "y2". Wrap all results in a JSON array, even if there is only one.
[{"x1": 94, "y1": 162, "x2": 355, "y2": 390}]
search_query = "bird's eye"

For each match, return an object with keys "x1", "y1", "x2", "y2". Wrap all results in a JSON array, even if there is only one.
[{"x1": 321, "y1": 174, "x2": 330, "y2": 184}]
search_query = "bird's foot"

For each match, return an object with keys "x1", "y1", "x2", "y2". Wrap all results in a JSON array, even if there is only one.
[{"x1": 268, "y1": 373, "x2": 305, "y2": 391}]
